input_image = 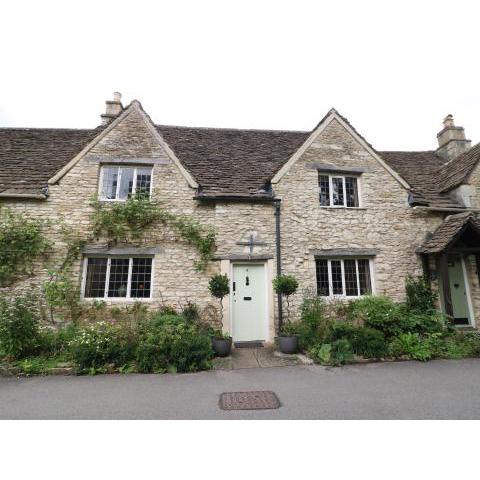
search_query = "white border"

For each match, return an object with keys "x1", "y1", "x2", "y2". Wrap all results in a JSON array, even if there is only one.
[{"x1": 461, "y1": 256, "x2": 476, "y2": 327}]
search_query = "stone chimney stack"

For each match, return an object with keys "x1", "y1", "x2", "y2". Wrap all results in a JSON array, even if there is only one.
[
  {"x1": 436, "y1": 114, "x2": 471, "y2": 161},
  {"x1": 101, "y1": 92, "x2": 123, "y2": 125}
]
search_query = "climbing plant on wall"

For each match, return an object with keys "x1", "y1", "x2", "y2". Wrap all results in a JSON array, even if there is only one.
[
  {"x1": 90, "y1": 195, "x2": 216, "y2": 271},
  {"x1": 0, "y1": 208, "x2": 51, "y2": 287}
]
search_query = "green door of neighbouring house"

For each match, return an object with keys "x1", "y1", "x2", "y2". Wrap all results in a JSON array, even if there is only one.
[
  {"x1": 232, "y1": 264, "x2": 266, "y2": 342},
  {"x1": 448, "y1": 255, "x2": 471, "y2": 325}
]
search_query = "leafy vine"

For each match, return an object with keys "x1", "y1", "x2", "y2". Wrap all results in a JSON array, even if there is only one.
[
  {"x1": 90, "y1": 195, "x2": 216, "y2": 271},
  {"x1": 0, "y1": 208, "x2": 51, "y2": 287}
]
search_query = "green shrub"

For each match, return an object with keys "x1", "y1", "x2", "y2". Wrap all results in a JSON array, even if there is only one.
[
  {"x1": 69, "y1": 321, "x2": 137, "y2": 372},
  {"x1": 273, "y1": 274, "x2": 299, "y2": 325},
  {"x1": 208, "y1": 274, "x2": 230, "y2": 323},
  {"x1": 389, "y1": 332, "x2": 432, "y2": 361},
  {"x1": 348, "y1": 296, "x2": 403, "y2": 338},
  {"x1": 37, "y1": 324, "x2": 78, "y2": 357},
  {"x1": 0, "y1": 294, "x2": 41, "y2": 359},
  {"x1": 296, "y1": 296, "x2": 331, "y2": 351},
  {"x1": 329, "y1": 322, "x2": 358, "y2": 343},
  {"x1": 181, "y1": 301, "x2": 200, "y2": 322},
  {"x1": 351, "y1": 327, "x2": 388, "y2": 359},
  {"x1": 136, "y1": 317, "x2": 213, "y2": 373},
  {"x1": 405, "y1": 275, "x2": 436, "y2": 313},
  {"x1": 309, "y1": 339, "x2": 353, "y2": 366}
]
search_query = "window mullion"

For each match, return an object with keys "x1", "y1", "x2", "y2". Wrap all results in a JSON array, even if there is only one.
[
  {"x1": 355, "y1": 260, "x2": 361, "y2": 297},
  {"x1": 342, "y1": 176, "x2": 347, "y2": 207},
  {"x1": 104, "y1": 258, "x2": 111, "y2": 298},
  {"x1": 132, "y1": 168, "x2": 137, "y2": 197},
  {"x1": 327, "y1": 260, "x2": 333, "y2": 297},
  {"x1": 126, "y1": 258, "x2": 133, "y2": 299},
  {"x1": 341, "y1": 260, "x2": 346, "y2": 296},
  {"x1": 329, "y1": 176, "x2": 333, "y2": 207},
  {"x1": 116, "y1": 167, "x2": 122, "y2": 200}
]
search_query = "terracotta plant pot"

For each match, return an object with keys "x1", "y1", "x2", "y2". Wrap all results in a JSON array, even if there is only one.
[
  {"x1": 212, "y1": 336, "x2": 232, "y2": 357},
  {"x1": 278, "y1": 335, "x2": 298, "y2": 354}
]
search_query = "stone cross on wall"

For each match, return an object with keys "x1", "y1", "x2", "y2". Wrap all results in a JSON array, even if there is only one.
[{"x1": 236, "y1": 233, "x2": 266, "y2": 255}]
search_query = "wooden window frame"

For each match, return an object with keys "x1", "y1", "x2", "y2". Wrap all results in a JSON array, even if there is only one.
[
  {"x1": 318, "y1": 173, "x2": 361, "y2": 208},
  {"x1": 98, "y1": 165, "x2": 153, "y2": 202},
  {"x1": 317, "y1": 258, "x2": 374, "y2": 298},
  {"x1": 81, "y1": 256, "x2": 154, "y2": 301}
]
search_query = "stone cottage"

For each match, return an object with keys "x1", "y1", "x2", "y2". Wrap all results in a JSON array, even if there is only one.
[{"x1": 1, "y1": 93, "x2": 480, "y2": 342}]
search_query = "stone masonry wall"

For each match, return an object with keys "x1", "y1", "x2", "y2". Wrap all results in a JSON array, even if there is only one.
[{"x1": 3, "y1": 108, "x2": 478, "y2": 329}]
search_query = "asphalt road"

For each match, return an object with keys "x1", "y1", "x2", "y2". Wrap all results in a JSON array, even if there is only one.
[{"x1": 1, "y1": 359, "x2": 479, "y2": 419}]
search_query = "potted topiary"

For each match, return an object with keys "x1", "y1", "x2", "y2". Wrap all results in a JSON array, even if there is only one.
[
  {"x1": 273, "y1": 274, "x2": 299, "y2": 354},
  {"x1": 208, "y1": 273, "x2": 232, "y2": 357}
]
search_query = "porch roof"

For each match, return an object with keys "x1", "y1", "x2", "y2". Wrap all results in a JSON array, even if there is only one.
[{"x1": 416, "y1": 212, "x2": 480, "y2": 254}]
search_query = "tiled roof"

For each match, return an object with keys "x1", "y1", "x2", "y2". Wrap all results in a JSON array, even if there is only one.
[
  {"x1": 0, "y1": 127, "x2": 103, "y2": 196},
  {"x1": 416, "y1": 212, "x2": 480, "y2": 253},
  {"x1": 379, "y1": 150, "x2": 462, "y2": 208},
  {"x1": 0, "y1": 113, "x2": 479, "y2": 205},
  {"x1": 437, "y1": 142, "x2": 480, "y2": 192},
  {"x1": 156, "y1": 125, "x2": 309, "y2": 197}
]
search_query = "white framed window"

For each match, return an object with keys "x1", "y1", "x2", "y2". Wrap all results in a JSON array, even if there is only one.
[
  {"x1": 82, "y1": 257, "x2": 153, "y2": 299},
  {"x1": 318, "y1": 173, "x2": 360, "y2": 207},
  {"x1": 99, "y1": 166, "x2": 152, "y2": 201},
  {"x1": 316, "y1": 258, "x2": 373, "y2": 297}
]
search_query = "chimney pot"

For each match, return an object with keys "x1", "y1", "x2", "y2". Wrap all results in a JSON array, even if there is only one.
[
  {"x1": 443, "y1": 114, "x2": 454, "y2": 128},
  {"x1": 436, "y1": 114, "x2": 471, "y2": 161},
  {"x1": 101, "y1": 91, "x2": 123, "y2": 125}
]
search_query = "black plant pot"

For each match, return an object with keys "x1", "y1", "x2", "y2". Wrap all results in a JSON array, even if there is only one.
[
  {"x1": 278, "y1": 335, "x2": 298, "y2": 354},
  {"x1": 212, "y1": 336, "x2": 232, "y2": 357}
]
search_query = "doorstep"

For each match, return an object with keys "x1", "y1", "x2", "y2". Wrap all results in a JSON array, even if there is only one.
[{"x1": 212, "y1": 345, "x2": 302, "y2": 370}]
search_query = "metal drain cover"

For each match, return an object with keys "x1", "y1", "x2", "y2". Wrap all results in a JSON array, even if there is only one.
[{"x1": 220, "y1": 391, "x2": 280, "y2": 410}]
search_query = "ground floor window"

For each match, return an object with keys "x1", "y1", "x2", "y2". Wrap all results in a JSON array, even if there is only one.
[
  {"x1": 316, "y1": 258, "x2": 372, "y2": 297},
  {"x1": 83, "y1": 257, "x2": 153, "y2": 299}
]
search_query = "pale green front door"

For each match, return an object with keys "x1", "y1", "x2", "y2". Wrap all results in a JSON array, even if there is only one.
[
  {"x1": 232, "y1": 264, "x2": 266, "y2": 342},
  {"x1": 448, "y1": 255, "x2": 471, "y2": 325}
]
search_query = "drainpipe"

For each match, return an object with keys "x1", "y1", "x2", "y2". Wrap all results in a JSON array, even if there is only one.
[{"x1": 274, "y1": 199, "x2": 283, "y2": 331}]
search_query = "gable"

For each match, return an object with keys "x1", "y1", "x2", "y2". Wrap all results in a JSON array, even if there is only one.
[{"x1": 271, "y1": 110, "x2": 409, "y2": 190}]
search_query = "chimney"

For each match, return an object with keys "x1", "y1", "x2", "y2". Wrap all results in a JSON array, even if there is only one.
[
  {"x1": 101, "y1": 92, "x2": 123, "y2": 125},
  {"x1": 436, "y1": 114, "x2": 471, "y2": 161}
]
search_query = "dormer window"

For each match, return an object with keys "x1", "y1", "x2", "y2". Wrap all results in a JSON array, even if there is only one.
[
  {"x1": 99, "y1": 166, "x2": 152, "y2": 201},
  {"x1": 318, "y1": 173, "x2": 359, "y2": 207}
]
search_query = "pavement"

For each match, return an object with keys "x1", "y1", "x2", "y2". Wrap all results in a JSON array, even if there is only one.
[
  {"x1": 1, "y1": 358, "x2": 480, "y2": 419},
  {"x1": 212, "y1": 345, "x2": 302, "y2": 370}
]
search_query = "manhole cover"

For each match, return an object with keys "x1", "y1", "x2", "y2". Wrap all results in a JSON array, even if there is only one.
[{"x1": 219, "y1": 391, "x2": 280, "y2": 410}]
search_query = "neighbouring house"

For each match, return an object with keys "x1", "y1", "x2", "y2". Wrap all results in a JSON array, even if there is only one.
[{"x1": 1, "y1": 93, "x2": 480, "y2": 343}]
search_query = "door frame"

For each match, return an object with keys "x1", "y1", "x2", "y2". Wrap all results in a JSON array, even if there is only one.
[
  {"x1": 230, "y1": 262, "x2": 268, "y2": 342},
  {"x1": 460, "y1": 256, "x2": 475, "y2": 327},
  {"x1": 219, "y1": 259, "x2": 275, "y2": 343}
]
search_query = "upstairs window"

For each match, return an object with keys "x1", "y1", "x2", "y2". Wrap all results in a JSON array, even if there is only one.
[
  {"x1": 99, "y1": 166, "x2": 152, "y2": 201},
  {"x1": 318, "y1": 173, "x2": 359, "y2": 207},
  {"x1": 316, "y1": 258, "x2": 372, "y2": 297},
  {"x1": 83, "y1": 257, "x2": 153, "y2": 299}
]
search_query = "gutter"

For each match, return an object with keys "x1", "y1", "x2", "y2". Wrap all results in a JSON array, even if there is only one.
[
  {"x1": 413, "y1": 206, "x2": 480, "y2": 213},
  {"x1": 0, "y1": 192, "x2": 46, "y2": 199},
  {"x1": 274, "y1": 198, "x2": 283, "y2": 330}
]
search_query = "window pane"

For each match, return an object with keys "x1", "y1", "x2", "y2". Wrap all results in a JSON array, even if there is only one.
[
  {"x1": 318, "y1": 174, "x2": 330, "y2": 206},
  {"x1": 345, "y1": 177, "x2": 359, "y2": 207},
  {"x1": 358, "y1": 259, "x2": 372, "y2": 295},
  {"x1": 131, "y1": 258, "x2": 152, "y2": 298},
  {"x1": 315, "y1": 259, "x2": 329, "y2": 296},
  {"x1": 101, "y1": 167, "x2": 119, "y2": 199},
  {"x1": 331, "y1": 260, "x2": 343, "y2": 295},
  {"x1": 107, "y1": 258, "x2": 130, "y2": 297},
  {"x1": 136, "y1": 168, "x2": 152, "y2": 198},
  {"x1": 344, "y1": 259, "x2": 358, "y2": 296},
  {"x1": 118, "y1": 168, "x2": 135, "y2": 200},
  {"x1": 332, "y1": 177, "x2": 344, "y2": 206},
  {"x1": 84, "y1": 258, "x2": 107, "y2": 298}
]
